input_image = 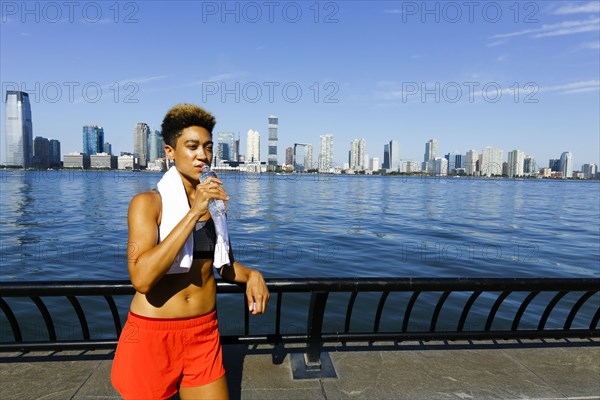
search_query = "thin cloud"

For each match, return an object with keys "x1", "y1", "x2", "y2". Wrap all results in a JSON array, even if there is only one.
[
  {"x1": 553, "y1": 1, "x2": 600, "y2": 15},
  {"x1": 580, "y1": 41, "x2": 600, "y2": 49},
  {"x1": 492, "y1": 17, "x2": 600, "y2": 39}
]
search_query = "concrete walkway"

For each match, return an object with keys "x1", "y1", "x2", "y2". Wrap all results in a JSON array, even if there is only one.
[{"x1": 1, "y1": 339, "x2": 599, "y2": 400}]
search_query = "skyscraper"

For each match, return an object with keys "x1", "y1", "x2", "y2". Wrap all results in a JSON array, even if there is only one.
[
  {"x1": 507, "y1": 150, "x2": 525, "y2": 178},
  {"x1": 49, "y1": 139, "x2": 61, "y2": 168},
  {"x1": 559, "y1": 151, "x2": 573, "y2": 178},
  {"x1": 268, "y1": 115, "x2": 278, "y2": 167},
  {"x1": 389, "y1": 140, "x2": 400, "y2": 172},
  {"x1": 349, "y1": 138, "x2": 367, "y2": 171},
  {"x1": 148, "y1": 129, "x2": 164, "y2": 163},
  {"x1": 246, "y1": 129, "x2": 260, "y2": 163},
  {"x1": 465, "y1": 150, "x2": 478, "y2": 175},
  {"x1": 217, "y1": 132, "x2": 235, "y2": 163},
  {"x1": 82, "y1": 125, "x2": 104, "y2": 155},
  {"x1": 133, "y1": 123, "x2": 150, "y2": 168},
  {"x1": 480, "y1": 146, "x2": 503, "y2": 177},
  {"x1": 383, "y1": 144, "x2": 389, "y2": 170},
  {"x1": 33, "y1": 136, "x2": 50, "y2": 168},
  {"x1": 5, "y1": 91, "x2": 33, "y2": 167},
  {"x1": 294, "y1": 143, "x2": 308, "y2": 172},
  {"x1": 423, "y1": 139, "x2": 438, "y2": 171},
  {"x1": 582, "y1": 163, "x2": 597, "y2": 179},
  {"x1": 306, "y1": 144, "x2": 313, "y2": 170},
  {"x1": 319, "y1": 134, "x2": 334, "y2": 173}
]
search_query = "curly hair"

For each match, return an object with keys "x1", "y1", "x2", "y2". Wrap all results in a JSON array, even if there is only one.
[{"x1": 160, "y1": 103, "x2": 216, "y2": 147}]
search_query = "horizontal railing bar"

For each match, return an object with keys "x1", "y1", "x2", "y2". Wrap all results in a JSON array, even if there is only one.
[
  {"x1": 2, "y1": 328, "x2": 598, "y2": 353},
  {"x1": 1, "y1": 278, "x2": 599, "y2": 296}
]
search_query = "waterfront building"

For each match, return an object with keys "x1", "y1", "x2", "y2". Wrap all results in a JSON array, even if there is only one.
[
  {"x1": 217, "y1": 132, "x2": 235, "y2": 163},
  {"x1": 90, "y1": 152, "x2": 117, "y2": 169},
  {"x1": 349, "y1": 138, "x2": 367, "y2": 171},
  {"x1": 445, "y1": 152, "x2": 465, "y2": 173},
  {"x1": 306, "y1": 144, "x2": 313, "y2": 170},
  {"x1": 319, "y1": 134, "x2": 334, "y2": 173},
  {"x1": 268, "y1": 115, "x2": 278, "y2": 167},
  {"x1": 133, "y1": 122, "x2": 150, "y2": 168},
  {"x1": 582, "y1": 163, "x2": 597, "y2": 179},
  {"x1": 246, "y1": 129, "x2": 260, "y2": 163},
  {"x1": 63, "y1": 152, "x2": 90, "y2": 168},
  {"x1": 389, "y1": 140, "x2": 400, "y2": 172},
  {"x1": 559, "y1": 151, "x2": 573, "y2": 178},
  {"x1": 234, "y1": 138, "x2": 240, "y2": 162},
  {"x1": 508, "y1": 150, "x2": 525, "y2": 178},
  {"x1": 285, "y1": 146, "x2": 293, "y2": 166},
  {"x1": 480, "y1": 146, "x2": 503, "y2": 177},
  {"x1": 423, "y1": 139, "x2": 438, "y2": 172},
  {"x1": 4, "y1": 91, "x2": 33, "y2": 168},
  {"x1": 118, "y1": 154, "x2": 136, "y2": 170},
  {"x1": 434, "y1": 157, "x2": 448, "y2": 176},
  {"x1": 104, "y1": 142, "x2": 112, "y2": 155},
  {"x1": 293, "y1": 143, "x2": 308, "y2": 172},
  {"x1": 148, "y1": 129, "x2": 164, "y2": 162},
  {"x1": 372, "y1": 157, "x2": 381, "y2": 172},
  {"x1": 382, "y1": 144, "x2": 390, "y2": 170},
  {"x1": 549, "y1": 159, "x2": 561, "y2": 172},
  {"x1": 49, "y1": 139, "x2": 61, "y2": 168},
  {"x1": 33, "y1": 136, "x2": 50, "y2": 168},
  {"x1": 524, "y1": 155, "x2": 536, "y2": 176},
  {"x1": 465, "y1": 150, "x2": 478, "y2": 176},
  {"x1": 83, "y1": 125, "x2": 104, "y2": 155}
]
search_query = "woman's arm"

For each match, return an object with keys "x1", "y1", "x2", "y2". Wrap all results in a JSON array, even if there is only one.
[
  {"x1": 219, "y1": 260, "x2": 270, "y2": 315},
  {"x1": 126, "y1": 191, "x2": 201, "y2": 293}
]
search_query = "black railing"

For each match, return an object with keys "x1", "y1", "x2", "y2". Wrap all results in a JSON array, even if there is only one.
[{"x1": 1, "y1": 278, "x2": 599, "y2": 357}]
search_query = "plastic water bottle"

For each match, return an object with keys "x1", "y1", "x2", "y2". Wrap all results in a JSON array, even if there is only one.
[{"x1": 201, "y1": 166, "x2": 227, "y2": 216}]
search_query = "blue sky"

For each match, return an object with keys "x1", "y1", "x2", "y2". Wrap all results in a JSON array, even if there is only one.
[{"x1": 1, "y1": 1, "x2": 599, "y2": 169}]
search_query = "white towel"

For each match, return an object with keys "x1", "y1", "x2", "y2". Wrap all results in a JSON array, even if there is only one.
[
  {"x1": 156, "y1": 166, "x2": 193, "y2": 274},
  {"x1": 212, "y1": 212, "x2": 231, "y2": 270}
]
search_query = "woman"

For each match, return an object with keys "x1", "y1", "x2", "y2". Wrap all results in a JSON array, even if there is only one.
[{"x1": 111, "y1": 103, "x2": 269, "y2": 399}]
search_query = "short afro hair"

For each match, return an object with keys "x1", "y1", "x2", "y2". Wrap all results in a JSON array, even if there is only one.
[{"x1": 161, "y1": 103, "x2": 216, "y2": 148}]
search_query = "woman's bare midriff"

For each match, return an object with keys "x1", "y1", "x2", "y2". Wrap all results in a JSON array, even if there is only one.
[{"x1": 129, "y1": 258, "x2": 217, "y2": 319}]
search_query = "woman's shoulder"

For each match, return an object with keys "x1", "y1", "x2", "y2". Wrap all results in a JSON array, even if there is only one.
[{"x1": 129, "y1": 190, "x2": 162, "y2": 215}]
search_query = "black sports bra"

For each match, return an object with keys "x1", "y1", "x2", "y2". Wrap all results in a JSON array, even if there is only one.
[{"x1": 193, "y1": 218, "x2": 217, "y2": 259}]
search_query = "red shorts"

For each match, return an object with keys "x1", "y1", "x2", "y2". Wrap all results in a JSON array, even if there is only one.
[{"x1": 111, "y1": 310, "x2": 226, "y2": 400}]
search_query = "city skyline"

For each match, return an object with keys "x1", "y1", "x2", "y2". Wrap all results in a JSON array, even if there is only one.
[{"x1": 1, "y1": 2, "x2": 598, "y2": 168}]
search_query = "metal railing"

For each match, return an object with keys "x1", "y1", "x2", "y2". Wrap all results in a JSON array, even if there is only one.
[{"x1": 1, "y1": 278, "x2": 599, "y2": 359}]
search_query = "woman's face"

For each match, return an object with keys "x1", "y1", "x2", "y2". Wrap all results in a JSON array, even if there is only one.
[{"x1": 166, "y1": 126, "x2": 213, "y2": 182}]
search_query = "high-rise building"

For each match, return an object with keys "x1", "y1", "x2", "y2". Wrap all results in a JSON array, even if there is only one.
[
  {"x1": 33, "y1": 136, "x2": 50, "y2": 168},
  {"x1": 319, "y1": 134, "x2": 334, "y2": 173},
  {"x1": 389, "y1": 140, "x2": 400, "y2": 172},
  {"x1": 445, "y1": 152, "x2": 465, "y2": 173},
  {"x1": 524, "y1": 155, "x2": 536, "y2": 175},
  {"x1": 349, "y1": 138, "x2": 367, "y2": 171},
  {"x1": 83, "y1": 125, "x2": 104, "y2": 155},
  {"x1": 371, "y1": 157, "x2": 381, "y2": 171},
  {"x1": 133, "y1": 123, "x2": 150, "y2": 168},
  {"x1": 246, "y1": 129, "x2": 260, "y2": 163},
  {"x1": 582, "y1": 163, "x2": 597, "y2": 179},
  {"x1": 268, "y1": 115, "x2": 278, "y2": 167},
  {"x1": 285, "y1": 146, "x2": 293, "y2": 166},
  {"x1": 559, "y1": 151, "x2": 573, "y2": 178},
  {"x1": 480, "y1": 146, "x2": 503, "y2": 177},
  {"x1": 293, "y1": 143, "x2": 308, "y2": 172},
  {"x1": 549, "y1": 159, "x2": 561, "y2": 172},
  {"x1": 465, "y1": 150, "x2": 478, "y2": 175},
  {"x1": 234, "y1": 137, "x2": 240, "y2": 162},
  {"x1": 103, "y1": 142, "x2": 112, "y2": 156},
  {"x1": 217, "y1": 132, "x2": 235, "y2": 163},
  {"x1": 434, "y1": 157, "x2": 448, "y2": 176},
  {"x1": 423, "y1": 139, "x2": 438, "y2": 171},
  {"x1": 306, "y1": 144, "x2": 313, "y2": 171},
  {"x1": 49, "y1": 139, "x2": 61, "y2": 168},
  {"x1": 507, "y1": 150, "x2": 525, "y2": 178},
  {"x1": 382, "y1": 144, "x2": 389, "y2": 170},
  {"x1": 148, "y1": 129, "x2": 164, "y2": 163},
  {"x1": 5, "y1": 91, "x2": 33, "y2": 167}
]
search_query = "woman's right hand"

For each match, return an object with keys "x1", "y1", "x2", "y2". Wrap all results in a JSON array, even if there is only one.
[{"x1": 190, "y1": 176, "x2": 229, "y2": 217}]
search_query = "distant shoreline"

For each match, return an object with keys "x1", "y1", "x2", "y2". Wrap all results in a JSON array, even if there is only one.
[{"x1": 1, "y1": 166, "x2": 598, "y2": 181}]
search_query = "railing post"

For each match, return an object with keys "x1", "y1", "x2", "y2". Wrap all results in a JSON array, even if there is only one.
[{"x1": 291, "y1": 291, "x2": 337, "y2": 379}]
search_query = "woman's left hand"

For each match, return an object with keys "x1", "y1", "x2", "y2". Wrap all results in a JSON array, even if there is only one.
[{"x1": 246, "y1": 270, "x2": 270, "y2": 315}]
